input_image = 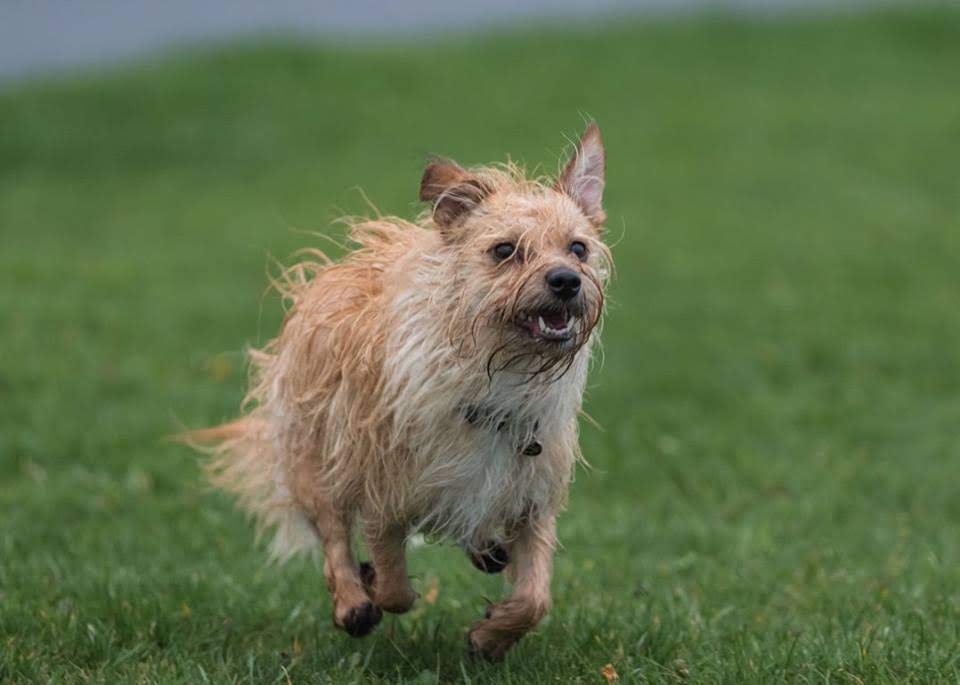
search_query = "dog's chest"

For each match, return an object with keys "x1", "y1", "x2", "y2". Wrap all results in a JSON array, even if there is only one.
[{"x1": 409, "y1": 376, "x2": 576, "y2": 547}]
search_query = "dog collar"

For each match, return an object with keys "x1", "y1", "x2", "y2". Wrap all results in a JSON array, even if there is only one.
[{"x1": 460, "y1": 403, "x2": 541, "y2": 457}]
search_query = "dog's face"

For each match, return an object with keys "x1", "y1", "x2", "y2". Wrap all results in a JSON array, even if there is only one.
[{"x1": 420, "y1": 124, "x2": 610, "y2": 376}]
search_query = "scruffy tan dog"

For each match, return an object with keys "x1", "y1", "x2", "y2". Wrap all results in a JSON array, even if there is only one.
[{"x1": 191, "y1": 123, "x2": 610, "y2": 660}]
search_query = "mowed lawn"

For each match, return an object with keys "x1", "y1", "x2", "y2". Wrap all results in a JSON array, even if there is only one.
[{"x1": 2, "y1": 8, "x2": 960, "y2": 683}]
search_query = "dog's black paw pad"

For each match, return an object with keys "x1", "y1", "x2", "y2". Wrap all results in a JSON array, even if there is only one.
[
  {"x1": 469, "y1": 544, "x2": 509, "y2": 573},
  {"x1": 342, "y1": 601, "x2": 382, "y2": 638},
  {"x1": 358, "y1": 560, "x2": 376, "y2": 592}
]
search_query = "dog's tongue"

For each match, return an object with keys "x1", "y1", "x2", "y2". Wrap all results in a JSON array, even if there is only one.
[{"x1": 543, "y1": 311, "x2": 568, "y2": 328}]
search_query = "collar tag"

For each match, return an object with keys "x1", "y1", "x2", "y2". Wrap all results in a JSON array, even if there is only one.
[{"x1": 521, "y1": 440, "x2": 542, "y2": 456}]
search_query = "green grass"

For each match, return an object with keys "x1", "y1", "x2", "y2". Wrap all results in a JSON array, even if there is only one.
[{"x1": 3, "y1": 7, "x2": 960, "y2": 682}]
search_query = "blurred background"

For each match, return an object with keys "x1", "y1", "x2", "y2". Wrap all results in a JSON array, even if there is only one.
[
  {"x1": 2, "y1": 1, "x2": 959, "y2": 682},
  {"x1": 0, "y1": 0, "x2": 883, "y2": 80}
]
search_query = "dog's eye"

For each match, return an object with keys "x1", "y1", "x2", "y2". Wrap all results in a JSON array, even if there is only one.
[
  {"x1": 569, "y1": 241, "x2": 588, "y2": 260},
  {"x1": 492, "y1": 242, "x2": 516, "y2": 262}
]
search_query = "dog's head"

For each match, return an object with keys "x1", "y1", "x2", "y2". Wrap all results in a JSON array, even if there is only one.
[{"x1": 420, "y1": 123, "x2": 611, "y2": 379}]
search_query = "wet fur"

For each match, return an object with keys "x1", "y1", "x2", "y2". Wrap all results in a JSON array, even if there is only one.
[{"x1": 188, "y1": 123, "x2": 610, "y2": 659}]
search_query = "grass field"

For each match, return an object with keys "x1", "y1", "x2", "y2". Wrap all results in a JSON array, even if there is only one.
[{"x1": 3, "y1": 7, "x2": 960, "y2": 683}]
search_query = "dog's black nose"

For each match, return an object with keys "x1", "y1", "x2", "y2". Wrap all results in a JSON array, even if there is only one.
[{"x1": 546, "y1": 268, "x2": 581, "y2": 301}]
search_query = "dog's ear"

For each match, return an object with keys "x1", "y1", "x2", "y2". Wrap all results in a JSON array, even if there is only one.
[
  {"x1": 557, "y1": 122, "x2": 606, "y2": 226},
  {"x1": 420, "y1": 158, "x2": 491, "y2": 232}
]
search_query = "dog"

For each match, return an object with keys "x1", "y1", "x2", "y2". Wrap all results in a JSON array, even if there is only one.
[{"x1": 189, "y1": 122, "x2": 610, "y2": 660}]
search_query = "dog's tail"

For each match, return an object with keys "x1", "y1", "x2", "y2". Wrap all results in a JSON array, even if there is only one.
[{"x1": 178, "y1": 416, "x2": 319, "y2": 562}]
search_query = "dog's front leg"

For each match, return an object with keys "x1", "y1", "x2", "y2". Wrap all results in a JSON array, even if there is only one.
[
  {"x1": 313, "y1": 503, "x2": 382, "y2": 637},
  {"x1": 467, "y1": 513, "x2": 555, "y2": 660},
  {"x1": 360, "y1": 523, "x2": 418, "y2": 614}
]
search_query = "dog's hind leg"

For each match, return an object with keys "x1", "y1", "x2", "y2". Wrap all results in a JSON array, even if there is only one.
[
  {"x1": 360, "y1": 523, "x2": 418, "y2": 614},
  {"x1": 467, "y1": 514, "x2": 555, "y2": 660},
  {"x1": 313, "y1": 502, "x2": 382, "y2": 637}
]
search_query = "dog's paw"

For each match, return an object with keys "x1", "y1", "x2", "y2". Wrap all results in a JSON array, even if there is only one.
[
  {"x1": 469, "y1": 544, "x2": 509, "y2": 573},
  {"x1": 466, "y1": 598, "x2": 547, "y2": 660},
  {"x1": 466, "y1": 623, "x2": 518, "y2": 662},
  {"x1": 336, "y1": 600, "x2": 382, "y2": 638},
  {"x1": 357, "y1": 560, "x2": 417, "y2": 614},
  {"x1": 378, "y1": 586, "x2": 418, "y2": 614}
]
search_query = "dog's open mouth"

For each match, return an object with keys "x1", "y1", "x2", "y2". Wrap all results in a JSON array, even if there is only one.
[{"x1": 518, "y1": 310, "x2": 576, "y2": 343}]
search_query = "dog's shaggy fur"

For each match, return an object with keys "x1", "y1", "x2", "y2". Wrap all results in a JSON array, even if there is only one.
[{"x1": 190, "y1": 123, "x2": 610, "y2": 659}]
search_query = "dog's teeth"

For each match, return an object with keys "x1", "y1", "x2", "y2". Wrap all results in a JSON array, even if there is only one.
[{"x1": 530, "y1": 313, "x2": 576, "y2": 338}]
